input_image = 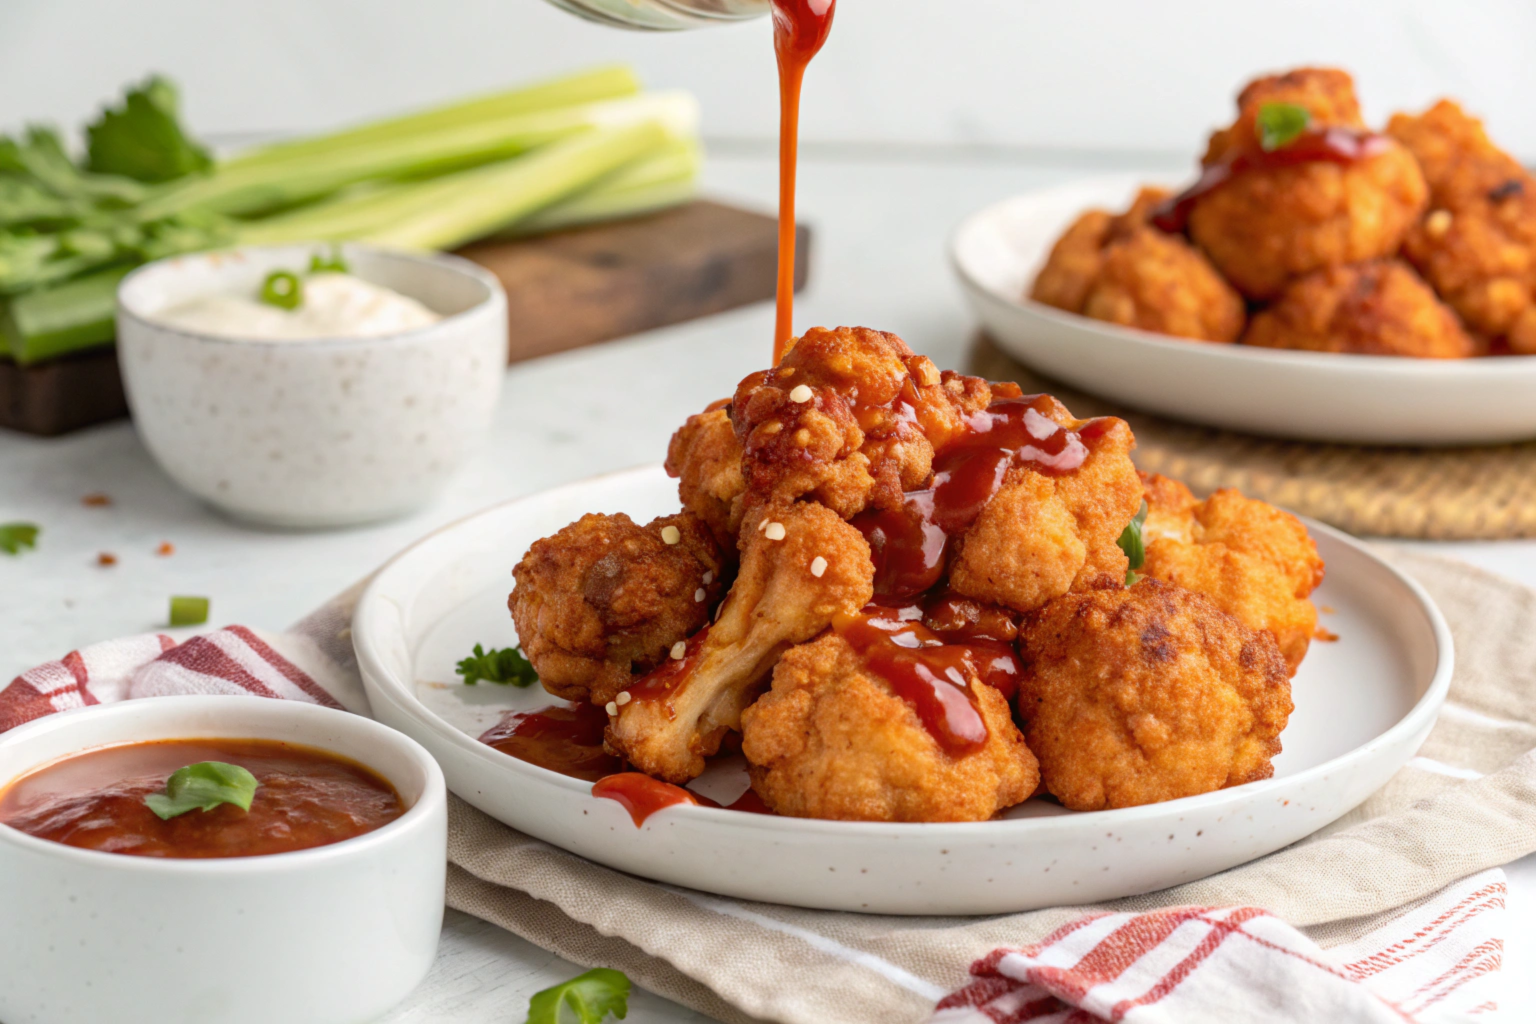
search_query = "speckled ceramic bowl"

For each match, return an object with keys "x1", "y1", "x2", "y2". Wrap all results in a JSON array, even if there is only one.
[{"x1": 117, "y1": 244, "x2": 507, "y2": 528}]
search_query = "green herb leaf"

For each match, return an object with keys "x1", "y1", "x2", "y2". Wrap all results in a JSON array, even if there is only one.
[
  {"x1": 0, "y1": 522, "x2": 39, "y2": 555},
  {"x1": 260, "y1": 270, "x2": 302, "y2": 310},
  {"x1": 525, "y1": 968, "x2": 630, "y2": 1024},
  {"x1": 144, "y1": 761, "x2": 259, "y2": 820},
  {"x1": 308, "y1": 247, "x2": 349, "y2": 274},
  {"x1": 169, "y1": 595, "x2": 210, "y2": 627},
  {"x1": 86, "y1": 75, "x2": 213, "y2": 184},
  {"x1": 1256, "y1": 102, "x2": 1311, "y2": 152},
  {"x1": 1117, "y1": 500, "x2": 1148, "y2": 586},
  {"x1": 456, "y1": 643, "x2": 538, "y2": 687}
]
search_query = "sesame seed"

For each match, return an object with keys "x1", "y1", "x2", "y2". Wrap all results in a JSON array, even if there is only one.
[
  {"x1": 660, "y1": 525, "x2": 681, "y2": 545},
  {"x1": 764, "y1": 521, "x2": 787, "y2": 541},
  {"x1": 810, "y1": 556, "x2": 828, "y2": 578},
  {"x1": 1426, "y1": 209, "x2": 1452, "y2": 238},
  {"x1": 758, "y1": 518, "x2": 771, "y2": 531},
  {"x1": 606, "y1": 701, "x2": 618, "y2": 716},
  {"x1": 671, "y1": 641, "x2": 687, "y2": 660},
  {"x1": 694, "y1": 588, "x2": 706, "y2": 602},
  {"x1": 702, "y1": 570, "x2": 714, "y2": 584},
  {"x1": 789, "y1": 384, "x2": 813, "y2": 403},
  {"x1": 616, "y1": 691, "x2": 632, "y2": 706}
]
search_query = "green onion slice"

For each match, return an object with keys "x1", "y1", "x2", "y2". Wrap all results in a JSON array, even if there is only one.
[{"x1": 259, "y1": 269, "x2": 303, "y2": 310}]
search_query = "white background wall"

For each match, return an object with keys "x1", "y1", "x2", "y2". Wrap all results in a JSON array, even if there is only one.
[{"x1": 1, "y1": 0, "x2": 1533, "y2": 160}]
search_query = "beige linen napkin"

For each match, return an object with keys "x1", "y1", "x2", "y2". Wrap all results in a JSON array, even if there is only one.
[{"x1": 436, "y1": 549, "x2": 1536, "y2": 1024}]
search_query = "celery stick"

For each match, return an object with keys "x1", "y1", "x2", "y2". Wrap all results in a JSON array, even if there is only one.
[
  {"x1": 141, "y1": 91, "x2": 698, "y2": 220},
  {"x1": 1, "y1": 264, "x2": 129, "y2": 364},
  {"x1": 505, "y1": 136, "x2": 701, "y2": 236},
  {"x1": 360, "y1": 121, "x2": 670, "y2": 251},
  {"x1": 224, "y1": 66, "x2": 641, "y2": 171}
]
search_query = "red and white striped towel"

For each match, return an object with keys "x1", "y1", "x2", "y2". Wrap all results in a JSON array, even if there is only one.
[
  {"x1": 0, "y1": 626, "x2": 362, "y2": 735},
  {"x1": 932, "y1": 872, "x2": 1504, "y2": 1024},
  {"x1": 0, "y1": 631, "x2": 1507, "y2": 1023}
]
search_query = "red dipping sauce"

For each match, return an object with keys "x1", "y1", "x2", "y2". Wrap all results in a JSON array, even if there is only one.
[
  {"x1": 0, "y1": 738, "x2": 404, "y2": 859},
  {"x1": 478, "y1": 702, "x2": 622, "y2": 782}
]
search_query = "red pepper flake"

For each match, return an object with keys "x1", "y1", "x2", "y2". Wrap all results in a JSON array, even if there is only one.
[
  {"x1": 97, "y1": 552, "x2": 118, "y2": 567},
  {"x1": 156, "y1": 542, "x2": 175, "y2": 557},
  {"x1": 81, "y1": 493, "x2": 113, "y2": 507}
]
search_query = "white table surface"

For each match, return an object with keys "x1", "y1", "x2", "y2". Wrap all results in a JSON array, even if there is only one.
[{"x1": 3, "y1": 150, "x2": 1534, "y2": 1022}]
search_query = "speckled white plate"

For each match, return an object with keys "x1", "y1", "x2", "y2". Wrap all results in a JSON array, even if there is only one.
[
  {"x1": 950, "y1": 174, "x2": 1536, "y2": 446},
  {"x1": 352, "y1": 465, "x2": 1452, "y2": 914}
]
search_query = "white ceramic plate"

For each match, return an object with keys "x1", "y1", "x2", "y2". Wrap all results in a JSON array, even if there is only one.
[
  {"x1": 353, "y1": 466, "x2": 1452, "y2": 915},
  {"x1": 950, "y1": 174, "x2": 1536, "y2": 446}
]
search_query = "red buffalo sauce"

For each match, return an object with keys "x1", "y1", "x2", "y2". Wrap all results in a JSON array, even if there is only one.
[
  {"x1": 0, "y1": 738, "x2": 403, "y2": 859},
  {"x1": 832, "y1": 604, "x2": 1022, "y2": 755},
  {"x1": 1153, "y1": 125, "x2": 1392, "y2": 233},
  {"x1": 771, "y1": 0, "x2": 837, "y2": 363},
  {"x1": 479, "y1": 702, "x2": 622, "y2": 782},
  {"x1": 592, "y1": 772, "x2": 700, "y2": 826},
  {"x1": 852, "y1": 394, "x2": 1113, "y2": 599},
  {"x1": 628, "y1": 624, "x2": 711, "y2": 705}
]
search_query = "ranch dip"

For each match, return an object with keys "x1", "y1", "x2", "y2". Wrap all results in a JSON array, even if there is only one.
[{"x1": 156, "y1": 272, "x2": 441, "y2": 340}]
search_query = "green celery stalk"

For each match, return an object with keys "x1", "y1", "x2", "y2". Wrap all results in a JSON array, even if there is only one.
[
  {"x1": 505, "y1": 135, "x2": 701, "y2": 236},
  {"x1": 143, "y1": 91, "x2": 696, "y2": 220},
  {"x1": 223, "y1": 66, "x2": 641, "y2": 171},
  {"x1": 1, "y1": 264, "x2": 130, "y2": 364},
  {"x1": 358, "y1": 120, "x2": 670, "y2": 251},
  {"x1": 233, "y1": 183, "x2": 423, "y2": 245}
]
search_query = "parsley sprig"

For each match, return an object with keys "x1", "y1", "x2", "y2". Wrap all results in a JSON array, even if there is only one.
[
  {"x1": 525, "y1": 968, "x2": 630, "y2": 1024},
  {"x1": 1256, "y1": 102, "x2": 1311, "y2": 152},
  {"x1": 456, "y1": 643, "x2": 538, "y2": 687},
  {"x1": 0, "y1": 522, "x2": 39, "y2": 555},
  {"x1": 1117, "y1": 501, "x2": 1148, "y2": 586},
  {"x1": 144, "y1": 761, "x2": 259, "y2": 820}
]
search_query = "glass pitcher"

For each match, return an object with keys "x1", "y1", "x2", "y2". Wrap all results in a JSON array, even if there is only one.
[{"x1": 543, "y1": 0, "x2": 769, "y2": 30}]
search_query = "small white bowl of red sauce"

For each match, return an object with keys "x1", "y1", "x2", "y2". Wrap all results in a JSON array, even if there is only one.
[{"x1": 0, "y1": 696, "x2": 447, "y2": 1024}]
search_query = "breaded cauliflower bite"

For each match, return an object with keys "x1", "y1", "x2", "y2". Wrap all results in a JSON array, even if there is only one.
[
  {"x1": 606, "y1": 501, "x2": 874, "y2": 784},
  {"x1": 1139, "y1": 474, "x2": 1324, "y2": 674},
  {"x1": 1242, "y1": 259, "x2": 1476, "y2": 358},
  {"x1": 509, "y1": 512, "x2": 727, "y2": 707},
  {"x1": 730, "y1": 326, "x2": 976, "y2": 519},
  {"x1": 948, "y1": 401, "x2": 1143, "y2": 614},
  {"x1": 1031, "y1": 187, "x2": 1245, "y2": 343},
  {"x1": 1388, "y1": 100, "x2": 1536, "y2": 353},
  {"x1": 741, "y1": 633, "x2": 1038, "y2": 822},
  {"x1": 1018, "y1": 580, "x2": 1293, "y2": 811},
  {"x1": 666, "y1": 403, "x2": 747, "y2": 550},
  {"x1": 1187, "y1": 68, "x2": 1427, "y2": 300}
]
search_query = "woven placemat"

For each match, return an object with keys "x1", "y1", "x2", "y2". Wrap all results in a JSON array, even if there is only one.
[{"x1": 968, "y1": 334, "x2": 1536, "y2": 540}]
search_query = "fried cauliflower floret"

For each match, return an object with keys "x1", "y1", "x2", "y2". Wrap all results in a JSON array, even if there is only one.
[
  {"x1": 1242, "y1": 259, "x2": 1476, "y2": 358},
  {"x1": 1388, "y1": 100, "x2": 1536, "y2": 352},
  {"x1": 1188, "y1": 68, "x2": 1428, "y2": 300},
  {"x1": 1139, "y1": 473, "x2": 1325, "y2": 674},
  {"x1": 1082, "y1": 228, "x2": 1246, "y2": 343},
  {"x1": 1018, "y1": 580, "x2": 1293, "y2": 811},
  {"x1": 948, "y1": 405, "x2": 1142, "y2": 614},
  {"x1": 731, "y1": 326, "x2": 987, "y2": 520},
  {"x1": 606, "y1": 501, "x2": 874, "y2": 783},
  {"x1": 1031, "y1": 188, "x2": 1244, "y2": 343},
  {"x1": 666, "y1": 403, "x2": 746, "y2": 549},
  {"x1": 1030, "y1": 209, "x2": 1112, "y2": 313},
  {"x1": 740, "y1": 634, "x2": 1038, "y2": 822},
  {"x1": 509, "y1": 512, "x2": 727, "y2": 707},
  {"x1": 740, "y1": 632, "x2": 1038, "y2": 822}
]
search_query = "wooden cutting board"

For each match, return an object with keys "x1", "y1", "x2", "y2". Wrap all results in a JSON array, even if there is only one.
[{"x1": 0, "y1": 199, "x2": 810, "y2": 437}]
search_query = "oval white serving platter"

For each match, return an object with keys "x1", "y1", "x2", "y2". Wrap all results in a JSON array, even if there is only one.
[
  {"x1": 950, "y1": 173, "x2": 1536, "y2": 446},
  {"x1": 353, "y1": 465, "x2": 1452, "y2": 915}
]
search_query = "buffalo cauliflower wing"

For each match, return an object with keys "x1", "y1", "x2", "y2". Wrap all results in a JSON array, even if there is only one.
[
  {"x1": 1018, "y1": 579, "x2": 1293, "y2": 811},
  {"x1": 1187, "y1": 67, "x2": 1428, "y2": 300},
  {"x1": 666, "y1": 402, "x2": 747, "y2": 550},
  {"x1": 508, "y1": 511, "x2": 727, "y2": 707},
  {"x1": 1139, "y1": 473, "x2": 1325, "y2": 674},
  {"x1": 740, "y1": 633, "x2": 1038, "y2": 822},
  {"x1": 605, "y1": 500, "x2": 874, "y2": 783},
  {"x1": 1031, "y1": 187, "x2": 1245, "y2": 343},
  {"x1": 947, "y1": 399, "x2": 1143, "y2": 614},
  {"x1": 1242, "y1": 259, "x2": 1476, "y2": 358},
  {"x1": 1387, "y1": 99, "x2": 1536, "y2": 353},
  {"x1": 729, "y1": 326, "x2": 988, "y2": 520}
]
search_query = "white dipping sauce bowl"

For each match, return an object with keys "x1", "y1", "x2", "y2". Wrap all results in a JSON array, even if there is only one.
[
  {"x1": 0, "y1": 696, "x2": 448, "y2": 1024},
  {"x1": 117, "y1": 244, "x2": 507, "y2": 528}
]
